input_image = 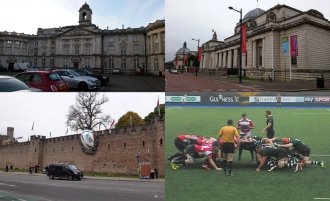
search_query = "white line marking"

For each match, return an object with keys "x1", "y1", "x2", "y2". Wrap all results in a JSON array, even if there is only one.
[
  {"x1": 0, "y1": 183, "x2": 15, "y2": 187},
  {"x1": 314, "y1": 198, "x2": 330, "y2": 200},
  {"x1": 292, "y1": 113, "x2": 330, "y2": 115},
  {"x1": 311, "y1": 155, "x2": 330, "y2": 157}
]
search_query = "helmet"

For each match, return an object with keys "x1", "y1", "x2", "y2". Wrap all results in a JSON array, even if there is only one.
[{"x1": 282, "y1": 138, "x2": 290, "y2": 144}]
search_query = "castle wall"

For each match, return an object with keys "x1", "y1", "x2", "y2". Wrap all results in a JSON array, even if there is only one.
[{"x1": 0, "y1": 119, "x2": 164, "y2": 177}]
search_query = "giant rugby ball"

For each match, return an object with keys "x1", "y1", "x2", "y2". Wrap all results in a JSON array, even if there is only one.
[{"x1": 80, "y1": 130, "x2": 95, "y2": 151}]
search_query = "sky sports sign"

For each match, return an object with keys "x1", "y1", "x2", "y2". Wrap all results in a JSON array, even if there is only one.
[
  {"x1": 304, "y1": 97, "x2": 330, "y2": 103},
  {"x1": 165, "y1": 96, "x2": 201, "y2": 103}
]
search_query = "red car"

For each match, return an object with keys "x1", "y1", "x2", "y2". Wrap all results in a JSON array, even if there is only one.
[{"x1": 15, "y1": 71, "x2": 69, "y2": 92}]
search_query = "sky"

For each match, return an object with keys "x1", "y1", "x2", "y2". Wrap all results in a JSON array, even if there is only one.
[
  {"x1": 0, "y1": 0, "x2": 164, "y2": 34},
  {"x1": 166, "y1": 0, "x2": 330, "y2": 61},
  {"x1": 0, "y1": 92, "x2": 164, "y2": 142}
]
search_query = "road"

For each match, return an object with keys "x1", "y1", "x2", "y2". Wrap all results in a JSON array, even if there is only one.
[
  {"x1": 0, "y1": 173, "x2": 164, "y2": 201},
  {"x1": 166, "y1": 72, "x2": 254, "y2": 92}
]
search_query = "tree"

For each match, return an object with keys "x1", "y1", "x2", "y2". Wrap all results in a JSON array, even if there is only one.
[
  {"x1": 115, "y1": 111, "x2": 144, "y2": 129},
  {"x1": 66, "y1": 92, "x2": 111, "y2": 131},
  {"x1": 144, "y1": 104, "x2": 165, "y2": 124}
]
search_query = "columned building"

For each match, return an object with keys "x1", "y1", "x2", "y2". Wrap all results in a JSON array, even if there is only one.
[
  {"x1": 0, "y1": 3, "x2": 165, "y2": 76},
  {"x1": 201, "y1": 4, "x2": 330, "y2": 80}
]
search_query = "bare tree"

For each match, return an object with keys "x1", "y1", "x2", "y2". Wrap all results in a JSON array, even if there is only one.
[{"x1": 66, "y1": 92, "x2": 111, "y2": 131}]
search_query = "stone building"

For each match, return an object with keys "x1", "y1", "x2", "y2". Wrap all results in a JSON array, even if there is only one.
[
  {"x1": 0, "y1": 3, "x2": 165, "y2": 76},
  {"x1": 0, "y1": 117, "x2": 165, "y2": 177},
  {"x1": 200, "y1": 4, "x2": 330, "y2": 80}
]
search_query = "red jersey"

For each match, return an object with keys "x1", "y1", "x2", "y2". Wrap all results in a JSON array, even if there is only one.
[
  {"x1": 194, "y1": 144, "x2": 213, "y2": 159},
  {"x1": 237, "y1": 118, "x2": 254, "y2": 134},
  {"x1": 177, "y1": 134, "x2": 204, "y2": 145}
]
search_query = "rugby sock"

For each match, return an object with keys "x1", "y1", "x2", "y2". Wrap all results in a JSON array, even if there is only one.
[
  {"x1": 311, "y1": 161, "x2": 319, "y2": 165},
  {"x1": 222, "y1": 160, "x2": 227, "y2": 173},
  {"x1": 169, "y1": 153, "x2": 182, "y2": 160},
  {"x1": 228, "y1": 161, "x2": 233, "y2": 174}
]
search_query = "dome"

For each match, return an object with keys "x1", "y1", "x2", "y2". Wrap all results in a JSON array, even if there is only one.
[
  {"x1": 79, "y1": 2, "x2": 92, "y2": 12},
  {"x1": 176, "y1": 42, "x2": 190, "y2": 55},
  {"x1": 243, "y1": 8, "x2": 265, "y2": 20}
]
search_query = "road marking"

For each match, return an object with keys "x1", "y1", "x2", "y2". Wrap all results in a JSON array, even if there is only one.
[
  {"x1": 314, "y1": 198, "x2": 330, "y2": 200},
  {"x1": 0, "y1": 183, "x2": 15, "y2": 187},
  {"x1": 292, "y1": 113, "x2": 330, "y2": 115},
  {"x1": 18, "y1": 199, "x2": 27, "y2": 201}
]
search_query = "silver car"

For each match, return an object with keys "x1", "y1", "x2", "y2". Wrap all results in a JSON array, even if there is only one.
[{"x1": 53, "y1": 69, "x2": 100, "y2": 91}]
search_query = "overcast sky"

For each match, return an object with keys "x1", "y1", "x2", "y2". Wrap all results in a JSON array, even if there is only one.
[
  {"x1": 0, "y1": 93, "x2": 164, "y2": 142},
  {"x1": 166, "y1": 0, "x2": 330, "y2": 61},
  {"x1": 0, "y1": 0, "x2": 164, "y2": 34}
]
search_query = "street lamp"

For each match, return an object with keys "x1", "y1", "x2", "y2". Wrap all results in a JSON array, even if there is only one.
[
  {"x1": 192, "y1": 38, "x2": 200, "y2": 76},
  {"x1": 229, "y1": 6, "x2": 243, "y2": 83}
]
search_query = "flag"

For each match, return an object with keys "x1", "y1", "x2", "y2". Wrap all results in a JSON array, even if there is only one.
[
  {"x1": 31, "y1": 122, "x2": 34, "y2": 130},
  {"x1": 136, "y1": 150, "x2": 140, "y2": 163},
  {"x1": 49, "y1": 132, "x2": 51, "y2": 138},
  {"x1": 198, "y1": 47, "x2": 202, "y2": 62},
  {"x1": 290, "y1": 35, "x2": 298, "y2": 57},
  {"x1": 157, "y1": 98, "x2": 161, "y2": 115},
  {"x1": 110, "y1": 119, "x2": 115, "y2": 128},
  {"x1": 65, "y1": 128, "x2": 68, "y2": 135},
  {"x1": 242, "y1": 24, "x2": 247, "y2": 54}
]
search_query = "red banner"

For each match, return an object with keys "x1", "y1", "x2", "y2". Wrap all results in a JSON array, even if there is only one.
[
  {"x1": 290, "y1": 35, "x2": 298, "y2": 57},
  {"x1": 242, "y1": 24, "x2": 247, "y2": 54},
  {"x1": 183, "y1": 54, "x2": 187, "y2": 65},
  {"x1": 175, "y1": 55, "x2": 178, "y2": 66},
  {"x1": 198, "y1": 47, "x2": 202, "y2": 62}
]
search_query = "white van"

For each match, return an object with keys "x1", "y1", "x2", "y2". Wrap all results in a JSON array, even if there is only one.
[{"x1": 14, "y1": 62, "x2": 31, "y2": 71}]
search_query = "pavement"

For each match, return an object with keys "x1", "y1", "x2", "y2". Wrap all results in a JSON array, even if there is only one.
[
  {"x1": 4, "y1": 171, "x2": 165, "y2": 183},
  {"x1": 168, "y1": 71, "x2": 330, "y2": 92}
]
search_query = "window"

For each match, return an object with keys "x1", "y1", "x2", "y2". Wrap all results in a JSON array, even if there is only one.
[
  {"x1": 42, "y1": 59, "x2": 46, "y2": 67},
  {"x1": 109, "y1": 57, "x2": 114, "y2": 68},
  {"x1": 34, "y1": 59, "x2": 38, "y2": 66},
  {"x1": 154, "y1": 58, "x2": 159, "y2": 71},
  {"x1": 108, "y1": 37, "x2": 114, "y2": 43},
  {"x1": 85, "y1": 58, "x2": 90, "y2": 68},
  {"x1": 154, "y1": 43, "x2": 160, "y2": 53},
  {"x1": 64, "y1": 45, "x2": 69, "y2": 55},
  {"x1": 133, "y1": 58, "x2": 140, "y2": 69},
  {"x1": 50, "y1": 59, "x2": 55, "y2": 67},
  {"x1": 42, "y1": 51, "x2": 46, "y2": 56},
  {"x1": 84, "y1": 46, "x2": 91, "y2": 54},
  {"x1": 108, "y1": 45, "x2": 114, "y2": 54},
  {"x1": 133, "y1": 35, "x2": 139, "y2": 42},
  {"x1": 50, "y1": 47, "x2": 55, "y2": 56},
  {"x1": 258, "y1": 46, "x2": 263, "y2": 67},
  {"x1": 31, "y1": 74, "x2": 42, "y2": 82},
  {"x1": 121, "y1": 57, "x2": 126, "y2": 69},
  {"x1": 75, "y1": 46, "x2": 79, "y2": 55},
  {"x1": 34, "y1": 41, "x2": 38, "y2": 46},
  {"x1": 133, "y1": 44, "x2": 139, "y2": 54},
  {"x1": 7, "y1": 40, "x2": 12, "y2": 44},
  {"x1": 51, "y1": 40, "x2": 56, "y2": 45},
  {"x1": 34, "y1": 48, "x2": 38, "y2": 56},
  {"x1": 120, "y1": 45, "x2": 126, "y2": 55}
]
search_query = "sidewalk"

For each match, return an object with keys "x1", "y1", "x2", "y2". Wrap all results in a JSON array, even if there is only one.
[
  {"x1": 183, "y1": 71, "x2": 330, "y2": 92},
  {"x1": 2, "y1": 171, "x2": 165, "y2": 183}
]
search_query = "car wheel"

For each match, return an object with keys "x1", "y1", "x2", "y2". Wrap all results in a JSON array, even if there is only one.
[
  {"x1": 68, "y1": 174, "x2": 73, "y2": 181},
  {"x1": 78, "y1": 82, "x2": 88, "y2": 91},
  {"x1": 49, "y1": 174, "x2": 54, "y2": 180},
  {"x1": 77, "y1": 177, "x2": 81, "y2": 181}
]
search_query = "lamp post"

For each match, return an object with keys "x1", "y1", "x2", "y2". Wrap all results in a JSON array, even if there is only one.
[
  {"x1": 192, "y1": 38, "x2": 200, "y2": 76},
  {"x1": 229, "y1": 6, "x2": 243, "y2": 83}
]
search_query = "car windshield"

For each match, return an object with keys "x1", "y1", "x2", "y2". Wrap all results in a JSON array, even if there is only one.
[
  {"x1": 68, "y1": 70, "x2": 80, "y2": 76},
  {"x1": 0, "y1": 77, "x2": 30, "y2": 92},
  {"x1": 68, "y1": 165, "x2": 78, "y2": 170},
  {"x1": 48, "y1": 73, "x2": 62, "y2": 81}
]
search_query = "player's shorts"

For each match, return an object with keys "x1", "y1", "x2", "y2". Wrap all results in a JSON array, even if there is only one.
[
  {"x1": 174, "y1": 138, "x2": 188, "y2": 152},
  {"x1": 222, "y1": 142, "x2": 235, "y2": 154},
  {"x1": 276, "y1": 148, "x2": 289, "y2": 160},
  {"x1": 240, "y1": 133, "x2": 251, "y2": 138},
  {"x1": 300, "y1": 148, "x2": 311, "y2": 157},
  {"x1": 266, "y1": 129, "x2": 275, "y2": 139}
]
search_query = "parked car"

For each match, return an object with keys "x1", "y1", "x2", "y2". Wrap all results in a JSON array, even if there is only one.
[
  {"x1": 0, "y1": 75, "x2": 42, "y2": 92},
  {"x1": 170, "y1": 68, "x2": 178, "y2": 74},
  {"x1": 15, "y1": 71, "x2": 69, "y2": 92},
  {"x1": 71, "y1": 68, "x2": 109, "y2": 86},
  {"x1": 47, "y1": 164, "x2": 83, "y2": 180},
  {"x1": 53, "y1": 69, "x2": 100, "y2": 91},
  {"x1": 112, "y1": 68, "x2": 121, "y2": 74}
]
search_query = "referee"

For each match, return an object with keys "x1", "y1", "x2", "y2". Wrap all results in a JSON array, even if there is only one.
[
  {"x1": 262, "y1": 110, "x2": 275, "y2": 138},
  {"x1": 218, "y1": 119, "x2": 240, "y2": 176}
]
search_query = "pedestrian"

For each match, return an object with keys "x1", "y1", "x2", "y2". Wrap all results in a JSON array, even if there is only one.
[
  {"x1": 29, "y1": 166, "x2": 33, "y2": 175},
  {"x1": 150, "y1": 168, "x2": 155, "y2": 179},
  {"x1": 276, "y1": 93, "x2": 281, "y2": 108},
  {"x1": 10, "y1": 165, "x2": 13, "y2": 172},
  {"x1": 154, "y1": 167, "x2": 159, "y2": 179},
  {"x1": 262, "y1": 110, "x2": 275, "y2": 139},
  {"x1": 5, "y1": 165, "x2": 8, "y2": 172},
  {"x1": 218, "y1": 119, "x2": 240, "y2": 176}
]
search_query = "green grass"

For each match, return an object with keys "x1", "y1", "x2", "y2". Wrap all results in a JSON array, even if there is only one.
[{"x1": 165, "y1": 107, "x2": 330, "y2": 201}]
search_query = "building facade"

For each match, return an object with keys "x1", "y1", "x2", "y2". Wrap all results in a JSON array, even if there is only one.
[
  {"x1": 201, "y1": 4, "x2": 330, "y2": 80},
  {"x1": 0, "y1": 3, "x2": 165, "y2": 76},
  {"x1": 0, "y1": 117, "x2": 165, "y2": 177}
]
